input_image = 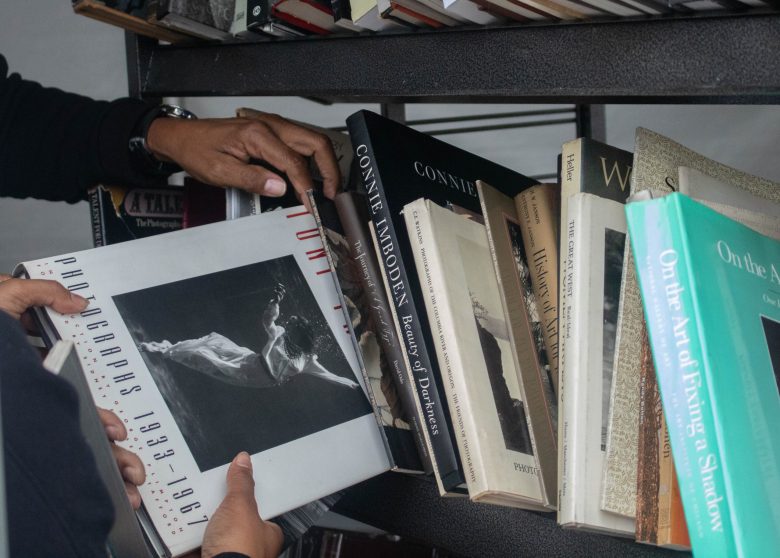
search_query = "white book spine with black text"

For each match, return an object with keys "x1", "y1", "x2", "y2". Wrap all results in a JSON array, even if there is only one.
[
  {"x1": 404, "y1": 198, "x2": 545, "y2": 509},
  {"x1": 558, "y1": 192, "x2": 635, "y2": 535}
]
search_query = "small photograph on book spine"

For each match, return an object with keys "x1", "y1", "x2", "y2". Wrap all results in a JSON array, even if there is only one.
[
  {"x1": 113, "y1": 257, "x2": 371, "y2": 472},
  {"x1": 602, "y1": 228, "x2": 626, "y2": 451},
  {"x1": 459, "y1": 234, "x2": 533, "y2": 456}
]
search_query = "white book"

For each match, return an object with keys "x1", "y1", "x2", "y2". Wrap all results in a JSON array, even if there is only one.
[
  {"x1": 404, "y1": 198, "x2": 546, "y2": 509},
  {"x1": 438, "y1": 0, "x2": 503, "y2": 24},
  {"x1": 558, "y1": 192, "x2": 635, "y2": 535},
  {"x1": 16, "y1": 209, "x2": 391, "y2": 557}
]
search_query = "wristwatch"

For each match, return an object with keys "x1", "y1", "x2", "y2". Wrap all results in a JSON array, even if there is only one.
[{"x1": 129, "y1": 103, "x2": 197, "y2": 176}]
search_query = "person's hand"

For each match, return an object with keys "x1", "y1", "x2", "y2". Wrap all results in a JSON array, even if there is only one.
[
  {"x1": 98, "y1": 408, "x2": 146, "y2": 509},
  {"x1": 198, "y1": 452, "x2": 284, "y2": 558},
  {"x1": 145, "y1": 112, "x2": 341, "y2": 206},
  {"x1": 0, "y1": 276, "x2": 88, "y2": 321}
]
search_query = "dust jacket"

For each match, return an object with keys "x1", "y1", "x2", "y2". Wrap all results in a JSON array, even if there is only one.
[
  {"x1": 627, "y1": 193, "x2": 780, "y2": 558},
  {"x1": 346, "y1": 109, "x2": 536, "y2": 494},
  {"x1": 16, "y1": 208, "x2": 391, "y2": 557}
]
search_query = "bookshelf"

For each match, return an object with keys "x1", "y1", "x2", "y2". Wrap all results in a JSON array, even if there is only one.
[{"x1": 123, "y1": 10, "x2": 778, "y2": 557}]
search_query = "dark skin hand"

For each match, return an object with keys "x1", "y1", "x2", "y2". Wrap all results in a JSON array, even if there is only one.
[{"x1": 146, "y1": 111, "x2": 341, "y2": 209}]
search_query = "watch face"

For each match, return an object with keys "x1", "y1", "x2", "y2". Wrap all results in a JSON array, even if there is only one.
[{"x1": 161, "y1": 104, "x2": 197, "y2": 120}]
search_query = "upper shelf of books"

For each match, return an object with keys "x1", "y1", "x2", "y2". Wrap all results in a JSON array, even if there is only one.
[{"x1": 96, "y1": 0, "x2": 780, "y2": 103}]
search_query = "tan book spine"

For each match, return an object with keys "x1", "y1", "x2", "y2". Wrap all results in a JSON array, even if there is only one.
[
  {"x1": 514, "y1": 184, "x2": 560, "y2": 396},
  {"x1": 635, "y1": 325, "x2": 659, "y2": 543}
]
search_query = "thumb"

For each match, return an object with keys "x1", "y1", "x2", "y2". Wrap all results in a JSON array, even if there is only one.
[
  {"x1": 225, "y1": 451, "x2": 256, "y2": 502},
  {"x1": 0, "y1": 279, "x2": 88, "y2": 319}
]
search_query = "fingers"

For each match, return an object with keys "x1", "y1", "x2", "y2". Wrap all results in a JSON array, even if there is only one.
[
  {"x1": 207, "y1": 152, "x2": 289, "y2": 197},
  {"x1": 111, "y1": 444, "x2": 146, "y2": 487},
  {"x1": 0, "y1": 278, "x2": 88, "y2": 320},
  {"x1": 98, "y1": 408, "x2": 127, "y2": 441},
  {"x1": 125, "y1": 481, "x2": 142, "y2": 510}
]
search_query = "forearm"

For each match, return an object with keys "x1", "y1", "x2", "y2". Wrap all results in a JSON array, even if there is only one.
[{"x1": 0, "y1": 55, "x2": 158, "y2": 202}]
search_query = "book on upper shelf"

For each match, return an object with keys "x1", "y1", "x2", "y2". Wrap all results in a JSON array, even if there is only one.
[
  {"x1": 72, "y1": 0, "x2": 195, "y2": 43},
  {"x1": 477, "y1": 180, "x2": 558, "y2": 509},
  {"x1": 611, "y1": 127, "x2": 780, "y2": 520},
  {"x1": 627, "y1": 192, "x2": 780, "y2": 558},
  {"x1": 232, "y1": 0, "x2": 307, "y2": 38},
  {"x1": 346, "y1": 109, "x2": 537, "y2": 496},
  {"x1": 272, "y1": 0, "x2": 342, "y2": 34},
  {"x1": 88, "y1": 184, "x2": 184, "y2": 247},
  {"x1": 153, "y1": 0, "x2": 235, "y2": 40},
  {"x1": 559, "y1": 137, "x2": 639, "y2": 519},
  {"x1": 557, "y1": 192, "x2": 634, "y2": 536},
  {"x1": 15, "y1": 208, "x2": 392, "y2": 558},
  {"x1": 307, "y1": 189, "x2": 432, "y2": 475},
  {"x1": 404, "y1": 197, "x2": 548, "y2": 510}
]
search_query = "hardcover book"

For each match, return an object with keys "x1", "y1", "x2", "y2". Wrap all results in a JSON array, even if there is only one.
[
  {"x1": 89, "y1": 184, "x2": 184, "y2": 247},
  {"x1": 611, "y1": 128, "x2": 780, "y2": 518},
  {"x1": 404, "y1": 198, "x2": 546, "y2": 510},
  {"x1": 627, "y1": 193, "x2": 780, "y2": 558},
  {"x1": 154, "y1": 0, "x2": 235, "y2": 40},
  {"x1": 557, "y1": 192, "x2": 634, "y2": 535},
  {"x1": 15, "y1": 209, "x2": 391, "y2": 557},
  {"x1": 346, "y1": 109, "x2": 537, "y2": 495},
  {"x1": 308, "y1": 190, "x2": 431, "y2": 474},
  {"x1": 477, "y1": 180, "x2": 558, "y2": 509}
]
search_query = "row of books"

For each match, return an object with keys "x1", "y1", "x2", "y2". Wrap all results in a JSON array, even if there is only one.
[
  {"x1": 73, "y1": 0, "x2": 776, "y2": 43},
  {"x1": 25, "y1": 108, "x2": 778, "y2": 558}
]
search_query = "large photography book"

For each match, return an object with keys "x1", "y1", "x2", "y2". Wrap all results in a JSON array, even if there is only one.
[
  {"x1": 477, "y1": 180, "x2": 558, "y2": 509},
  {"x1": 627, "y1": 193, "x2": 780, "y2": 558},
  {"x1": 15, "y1": 208, "x2": 391, "y2": 557},
  {"x1": 307, "y1": 190, "x2": 431, "y2": 474},
  {"x1": 557, "y1": 192, "x2": 634, "y2": 535},
  {"x1": 404, "y1": 198, "x2": 546, "y2": 510},
  {"x1": 611, "y1": 129, "x2": 780, "y2": 522},
  {"x1": 346, "y1": 109, "x2": 537, "y2": 495}
]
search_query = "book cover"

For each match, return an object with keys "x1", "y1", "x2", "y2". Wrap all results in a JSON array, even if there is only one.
[
  {"x1": 346, "y1": 109, "x2": 537, "y2": 494},
  {"x1": 308, "y1": 189, "x2": 430, "y2": 474},
  {"x1": 611, "y1": 128, "x2": 780, "y2": 517},
  {"x1": 89, "y1": 184, "x2": 183, "y2": 247},
  {"x1": 627, "y1": 193, "x2": 780, "y2": 558},
  {"x1": 557, "y1": 192, "x2": 634, "y2": 535},
  {"x1": 182, "y1": 178, "x2": 226, "y2": 229},
  {"x1": 16, "y1": 209, "x2": 391, "y2": 557},
  {"x1": 404, "y1": 198, "x2": 546, "y2": 509},
  {"x1": 478, "y1": 180, "x2": 558, "y2": 509},
  {"x1": 155, "y1": 0, "x2": 234, "y2": 39}
]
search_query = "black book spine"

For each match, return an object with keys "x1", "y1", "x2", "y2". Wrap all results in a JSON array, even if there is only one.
[
  {"x1": 335, "y1": 192, "x2": 433, "y2": 474},
  {"x1": 347, "y1": 115, "x2": 465, "y2": 492},
  {"x1": 246, "y1": 0, "x2": 273, "y2": 27},
  {"x1": 88, "y1": 187, "x2": 106, "y2": 248}
]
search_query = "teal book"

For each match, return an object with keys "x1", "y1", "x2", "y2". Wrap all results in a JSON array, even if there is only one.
[{"x1": 626, "y1": 193, "x2": 780, "y2": 558}]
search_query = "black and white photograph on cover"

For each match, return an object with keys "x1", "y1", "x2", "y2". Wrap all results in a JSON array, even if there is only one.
[
  {"x1": 321, "y1": 226, "x2": 410, "y2": 430},
  {"x1": 114, "y1": 257, "x2": 373, "y2": 472},
  {"x1": 761, "y1": 315, "x2": 780, "y2": 392},
  {"x1": 506, "y1": 218, "x2": 557, "y2": 429},
  {"x1": 459, "y1": 235, "x2": 534, "y2": 456},
  {"x1": 602, "y1": 228, "x2": 627, "y2": 451}
]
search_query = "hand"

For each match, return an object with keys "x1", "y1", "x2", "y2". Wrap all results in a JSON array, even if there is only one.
[
  {"x1": 98, "y1": 408, "x2": 146, "y2": 509},
  {"x1": 0, "y1": 276, "x2": 88, "y2": 321},
  {"x1": 198, "y1": 452, "x2": 284, "y2": 558},
  {"x1": 146, "y1": 112, "x2": 341, "y2": 206}
]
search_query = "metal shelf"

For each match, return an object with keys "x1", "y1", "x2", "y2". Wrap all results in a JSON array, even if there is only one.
[{"x1": 129, "y1": 11, "x2": 780, "y2": 104}]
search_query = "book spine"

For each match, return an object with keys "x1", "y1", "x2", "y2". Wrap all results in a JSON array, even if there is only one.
[
  {"x1": 515, "y1": 185, "x2": 560, "y2": 396},
  {"x1": 348, "y1": 114, "x2": 465, "y2": 492},
  {"x1": 334, "y1": 192, "x2": 433, "y2": 474},
  {"x1": 635, "y1": 325, "x2": 660, "y2": 544},
  {"x1": 627, "y1": 196, "x2": 734, "y2": 557},
  {"x1": 404, "y1": 199, "x2": 488, "y2": 496},
  {"x1": 557, "y1": 192, "x2": 583, "y2": 526},
  {"x1": 88, "y1": 187, "x2": 106, "y2": 248}
]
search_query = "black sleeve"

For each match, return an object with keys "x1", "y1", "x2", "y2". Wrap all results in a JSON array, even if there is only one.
[
  {"x1": 0, "y1": 310, "x2": 115, "y2": 558},
  {"x1": 0, "y1": 54, "x2": 161, "y2": 203}
]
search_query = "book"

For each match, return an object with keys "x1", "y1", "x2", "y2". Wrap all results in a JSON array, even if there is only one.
[
  {"x1": 346, "y1": 109, "x2": 537, "y2": 495},
  {"x1": 635, "y1": 326, "x2": 691, "y2": 550},
  {"x1": 88, "y1": 184, "x2": 184, "y2": 247},
  {"x1": 73, "y1": 0, "x2": 194, "y2": 43},
  {"x1": 477, "y1": 180, "x2": 558, "y2": 509},
  {"x1": 308, "y1": 189, "x2": 431, "y2": 474},
  {"x1": 154, "y1": 0, "x2": 234, "y2": 40},
  {"x1": 42, "y1": 340, "x2": 153, "y2": 558},
  {"x1": 272, "y1": 0, "x2": 341, "y2": 34},
  {"x1": 611, "y1": 127, "x2": 780, "y2": 520},
  {"x1": 404, "y1": 198, "x2": 546, "y2": 510},
  {"x1": 15, "y1": 208, "x2": 392, "y2": 557},
  {"x1": 626, "y1": 193, "x2": 780, "y2": 558},
  {"x1": 182, "y1": 178, "x2": 226, "y2": 229},
  {"x1": 349, "y1": 0, "x2": 410, "y2": 30},
  {"x1": 514, "y1": 183, "x2": 560, "y2": 398},
  {"x1": 557, "y1": 192, "x2": 634, "y2": 535},
  {"x1": 232, "y1": 0, "x2": 307, "y2": 38},
  {"x1": 375, "y1": 0, "x2": 462, "y2": 27}
]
